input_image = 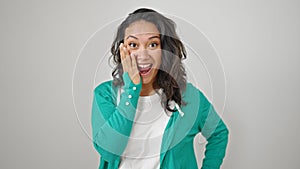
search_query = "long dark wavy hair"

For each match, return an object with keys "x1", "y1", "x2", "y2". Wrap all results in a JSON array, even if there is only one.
[{"x1": 110, "y1": 8, "x2": 187, "y2": 112}]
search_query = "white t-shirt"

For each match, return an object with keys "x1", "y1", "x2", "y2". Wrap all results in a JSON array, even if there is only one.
[{"x1": 119, "y1": 92, "x2": 170, "y2": 169}]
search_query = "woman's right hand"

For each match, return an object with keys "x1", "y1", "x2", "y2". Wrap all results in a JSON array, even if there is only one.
[{"x1": 119, "y1": 43, "x2": 141, "y2": 84}]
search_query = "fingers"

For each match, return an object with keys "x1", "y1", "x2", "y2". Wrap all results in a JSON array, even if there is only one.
[
  {"x1": 119, "y1": 43, "x2": 125, "y2": 60},
  {"x1": 131, "y1": 53, "x2": 138, "y2": 72},
  {"x1": 119, "y1": 43, "x2": 130, "y2": 72},
  {"x1": 130, "y1": 54, "x2": 140, "y2": 84},
  {"x1": 119, "y1": 43, "x2": 140, "y2": 84}
]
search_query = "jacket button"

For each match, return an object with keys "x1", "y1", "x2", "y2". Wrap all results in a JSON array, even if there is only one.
[{"x1": 132, "y1": 86, "x2": 137, "y2": 91}]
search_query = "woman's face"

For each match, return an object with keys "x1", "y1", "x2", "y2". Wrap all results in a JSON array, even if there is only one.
[{"x1": 124, "y1": 20, "x2": 162, "y2": 86}]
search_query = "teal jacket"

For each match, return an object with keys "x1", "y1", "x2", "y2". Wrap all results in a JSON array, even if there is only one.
[{"x1": 91, "y1": 73, "x2": 229, "y2": 169}]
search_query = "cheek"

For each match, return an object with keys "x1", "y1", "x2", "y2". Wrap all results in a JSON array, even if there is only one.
[{"x1": 150, "y1": 50, "x2": 162, "y2": 64}]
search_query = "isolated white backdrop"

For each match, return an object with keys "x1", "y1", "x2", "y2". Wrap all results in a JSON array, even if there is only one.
[{"x1": 0, "y1": 0, "x2": 299, "y2": 169}]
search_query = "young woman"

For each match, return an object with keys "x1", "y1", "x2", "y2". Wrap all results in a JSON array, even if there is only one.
[{"x1": 91, "y1": 8, "x2": 229, "y2": 169}]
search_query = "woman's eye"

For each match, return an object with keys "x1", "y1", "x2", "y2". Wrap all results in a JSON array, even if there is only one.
[
  {"x1": 149, "y1": 42, "x2": 158, "y2": 48},
  {"x1": 128, "y1": 43, "x2": 137, "y2": 48}
]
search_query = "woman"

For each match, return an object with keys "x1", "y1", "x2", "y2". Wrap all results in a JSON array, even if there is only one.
[{"x1": 92, "y1": 8, "x2": 229, "y2": 169}]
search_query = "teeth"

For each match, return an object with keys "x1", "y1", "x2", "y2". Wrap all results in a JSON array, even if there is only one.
[{"x1": 138, "y1": 64, "x2": 152, "y2": 68}]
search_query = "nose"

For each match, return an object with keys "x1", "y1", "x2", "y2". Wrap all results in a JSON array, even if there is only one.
[{"x1": 134, "y1": 48, "x2": 149, "y2": 61}]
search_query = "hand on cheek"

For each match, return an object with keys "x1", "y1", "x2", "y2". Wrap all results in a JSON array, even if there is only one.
[{"x1": 119, "y1": 43, "x2": 140, "y2": 85}]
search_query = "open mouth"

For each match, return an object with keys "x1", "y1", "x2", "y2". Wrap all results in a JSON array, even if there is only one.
[{"x1": 138, "y1": 64, "x2": 153, "y2": 76}]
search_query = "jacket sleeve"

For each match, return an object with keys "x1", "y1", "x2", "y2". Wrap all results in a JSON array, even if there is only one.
[
  {"x1": 197, "y1": 91, "x2": 229, "y2": 169},
  {"x1": 91, "y1": 72, "x2": 142, "y2": 164}
]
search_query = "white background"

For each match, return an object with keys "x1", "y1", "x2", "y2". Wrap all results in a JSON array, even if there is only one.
[{"x1": 1, "y1": 0, "x2": 299, "y2": 168}]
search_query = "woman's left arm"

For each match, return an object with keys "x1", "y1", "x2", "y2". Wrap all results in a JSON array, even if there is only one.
[{"x1": 197, "y1": 91, "x2": 229, "y2": 169}]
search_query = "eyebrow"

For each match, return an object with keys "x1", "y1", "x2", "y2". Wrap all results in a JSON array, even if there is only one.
[{"x1": 126, "y1": 35, "x2": 160, "y2": 40}]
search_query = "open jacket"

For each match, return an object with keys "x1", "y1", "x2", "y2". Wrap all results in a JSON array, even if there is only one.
[{"x1": 91, "y1": 73, "x2": 229, "y2": 169}]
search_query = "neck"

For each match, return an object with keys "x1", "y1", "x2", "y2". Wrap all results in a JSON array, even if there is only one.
[{"x1": 140, "y1": 83, "x2": 156, "y2": 96}]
